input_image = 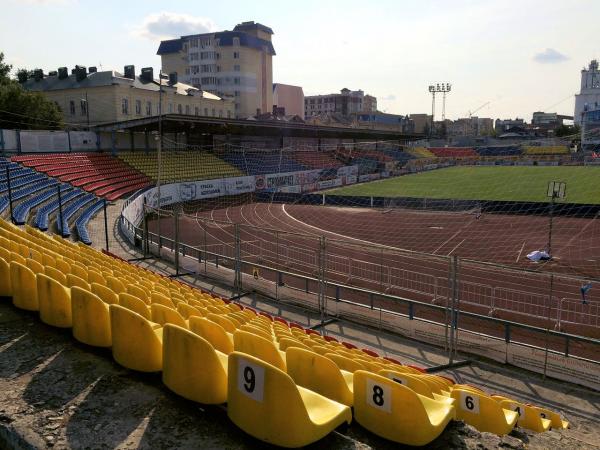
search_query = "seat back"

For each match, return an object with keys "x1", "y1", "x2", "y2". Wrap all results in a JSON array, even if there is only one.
[
  {"x1": 151, "y1": 303, "x2": 188, "y2": 328},
  {"x1": 240, "y1": 324, "x2": 272, "y2": 341},
  {"x1": 87, "y1": 270, "x2": 106, "y2": 286},
  {"x1": 151, "y1": 291, "x2": 176, "y2": 309},
  {"x1": 26, "y1": 258, "x2": 45, "y2": 275},
  {"x1": 109, "y1": 304, "x2": 163, "y2": 372},
  {"x1": 70, "y1": 263, "x2": 88, "y2": 281},
  {"x1": 177, "y1": 302, "x2": 203, "y2": 319},
  {"x1": 71, "y1": 286, "x2": 111, "y2": 347},
  {"x1": 0, "y1": 256, "x2": 11, "y2": 297},
  {"x1": 206, "y1": 313, "x2": 237, "y2": 332},
  {"x1": 91, "y1": 282, "x2": 119, "y2": 304},
  {"x1": 162, "y1": 324, "x2": 228, "y2": 404},
  {"x1": 67, "y1": 273, "x2": 90, "y2": 291},
  {"x1": 44, "y1": 265, "x2": 67, "y2": 285},
  {"x1": 494, "y1": 398, "x2": 551, "y2": 432},
  {"x1": 286, "y1": 347, "x2": 353, "y2": 406},
  {"x1": 233, "y1": 330, "x2": 285, "y2": 371},
  {"x1": 451, "y1": 388, "x2": 517, "y2": 435},
  {"x1": 189, "y1": 316, "x2": 234, "y2": 355},
  {"x1": 227, "y1": 352, "x2": 309, "y2": 444},
  {"x1": 278, "y1": 337, "x2": 312, "y2": 352},
  {"x1": 378, "y1": 370, "x2": 435, "y2": 399},
  {"x1": 106, "y1": 276, "x2": 126, "y2": 294},
  {"x1": 37, "y1": 273, "x2": 72, "y2": 328},
  {"x1": 10, "y1": 261, "x2": 38, "y2": 311},
  {"x1": 325, "y1": 352, "x2": 366, "y2": 373},
  {"x1": 127, "y1": 284, "x2": 149, "y2": 304},
  {"x1": 118, "y1": 292, "x2": 151, "y2": 320},
  {"x1": 353, "y1": 370, "x2": 451, "y2": 446}
]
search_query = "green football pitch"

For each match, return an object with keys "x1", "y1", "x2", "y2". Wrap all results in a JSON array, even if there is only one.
[{"x1": 327, "y1": 166, "x2": 600, "y2": 204}]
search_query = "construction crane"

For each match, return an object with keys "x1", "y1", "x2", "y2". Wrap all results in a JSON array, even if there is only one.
[{"x1": 468, "y1": 101, "x2": 490, "y2": 118}]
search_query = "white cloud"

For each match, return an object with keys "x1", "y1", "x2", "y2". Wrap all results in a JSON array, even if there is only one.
[
  {"x1": 533, "y1": 48, "x2": 569, "y2": 64},
  {"x1": 132, "y1": 12, "x2": 217, "y2": 41},
  {"x1": 380, "y1": 94, "x2": 396, "y2": 102}
]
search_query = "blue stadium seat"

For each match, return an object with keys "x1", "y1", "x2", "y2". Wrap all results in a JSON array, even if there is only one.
[
  {"x1": 0, "y1": 179, "x2": 58, "y2": 215},
  {"x1": 56, "y1": 193, "x2": 96, "y2": 237},
  {"x1": 75, "y1": 199, "x2": 105, "y2": 245},
  {"x1": 220, "y1": 151, "x2": 307, "y2": 175},
  {"x1": 12, "y1": 182, "x2": 64, "y2": 225},
  {"x1": 0, "y1": 173, "x2": 47, "y2": 193},
  {"x1": 35, "y1": 189, "x2": 84, "y2": 231}
]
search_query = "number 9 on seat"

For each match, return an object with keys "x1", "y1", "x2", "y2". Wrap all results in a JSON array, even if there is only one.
[{"x1": 237, "y1": 357, "x2": 265, "y2": 402}]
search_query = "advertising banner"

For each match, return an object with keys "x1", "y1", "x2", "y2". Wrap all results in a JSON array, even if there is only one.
[
  {"x1": 317, "y1": 178, "x2": 343, "y2": 189},
  {"x1": 345, "y1": 175, "x2": 358, "y2": 185}
]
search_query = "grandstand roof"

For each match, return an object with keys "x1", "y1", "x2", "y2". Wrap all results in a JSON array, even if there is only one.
[{"x1": 93, "y1": 114, "x2": 424, "y2": 141}]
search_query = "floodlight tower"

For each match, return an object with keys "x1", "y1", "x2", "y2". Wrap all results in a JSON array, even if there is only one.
[{"x1": 428, "y1": 83, "x2": 452, "y2": 136}]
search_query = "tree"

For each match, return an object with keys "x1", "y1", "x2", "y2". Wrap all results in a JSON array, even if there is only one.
[
  {"x1": 0, "y1": 51, "x2": 63, "y2": 130},
  {"x1": 554, "y1": 124, "x2": 580, "y2": 137}
]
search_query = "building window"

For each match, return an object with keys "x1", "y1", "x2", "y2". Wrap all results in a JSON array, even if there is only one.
[
  {"x1": 80, "y1": 100, "x2": 87, "y2": 116},
  {"x1": 227, "y1": 110, "x2": 231, "y2": 118},
  {"x1": 234, "y1": 77, "x2": 240, "y2": 85},
  {"x1": 146, "y1": 101, "x2": 152, "y2": 116},
  {"x1": 178, "y1": 104, "x2": 183, "y2": 114},
  {"x1": 204, "y1": 107, "x2": 208, "y2": 116},
  {"x1": 190, "y1": 38, "x2": 198, "y2": 48},
  {"x1": 235, "y1": 90, "x2": 240, "y2": 97},
  {"x1": 190, "y1": 53, "x2": 199, "y2": 61},
  {"x1": 219, "y1": 110, "x2": 223, "y2": 118},
  {"x1": 235, "y1": 103, "x2": 240, "y2": 110},
  {"x1": 122, "y1": 98, "x2": 129, "y2": 115},
  {"x1": 234, "y1": 65, "x2": 240, "y2": 72},
  {"x1": 194, "y1": 107, "x2": 199, "y2": 116},
  {"x1": 233, "y1": 51, "x2": 239, "y2": 59},
  {"x1": 168, "y1": 103, "x2": 173, "y2": 113},
  {"x1": 69, "y1": 100, "x2": 76, "y2": 115},
  {"x1": 185, "y1": 105, "x2": 190, "y2": 115},
  {"x1": 212, "y1": 108, "x2": 216, "y2": 116},
  {"x1": 233, "y1": 37, "x2": 240, "y2": 46},
  {"x1": 135, "y1": 99, "x2": 142, "y2": 115}
]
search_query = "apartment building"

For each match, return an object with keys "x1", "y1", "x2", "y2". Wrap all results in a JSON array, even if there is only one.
[
  {"x1": 21, "y1": 65, "x2": 234, "y2": 127},
  {"x1": 575, "y1": 60, "x2": 600, "y2": 125},
  {"x1": 158, "y1": 21, "x2": 275, "y2": 119},
  {"x1": 304, "y1": 88, "x2": 375, "y2": 118},
  {"x1": 272, "y1": 83, "x2": 304, "y2": 117}
]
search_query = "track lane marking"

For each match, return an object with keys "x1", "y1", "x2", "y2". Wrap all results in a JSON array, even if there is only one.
[{"x1": 516, "y1": 241, "x2": 526, "y2": 263}]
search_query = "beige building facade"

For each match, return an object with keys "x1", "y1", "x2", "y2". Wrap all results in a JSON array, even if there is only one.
[
  {"x1": 22, "y1": 66, "x2": 234, "y2": 127},
  {"x1": 158, "y1": 21, "x2": 275, "y2": 119},
  {"x1": 272, "y1": 83, "x2": 304, "y2": 117}
]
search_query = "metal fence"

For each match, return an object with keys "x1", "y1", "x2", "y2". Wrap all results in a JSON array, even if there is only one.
[{"x1": 119, "y1": 204, "x2": 600, "y2": 369}]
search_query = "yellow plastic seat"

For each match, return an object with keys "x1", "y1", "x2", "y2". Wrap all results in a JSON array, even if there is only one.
[
  {"x1": 177, "y1": 302, "x2": 204, "y2": 319},
  {"x1": 70, "y1": 263, "x2": 88, "y2": 281},
  {"x1": 227, "y1": 352, "x2": 352, "y2": 448},
  {"x1": 151, "y1": 303, "x2": 188, "y2": 328},
  {"x1": 528, "y1": 405, "x2": 569, "y2": 429},
  {"x1": 110, "y1": 304, "x2": 163, "y2": 372},
  {"x1": 10, "y1": 262, "x2": 38, "y2": 311},
  {"x1": 189, "y1": 317, "x2": 234, "y2": 355},
  {"x1": 353, "y1": 371, "x2": 455, "y2": 446},
  {"x1": 71, "y1": 287, "x2": 112, "y2": 347},
  {"x1": 379, "y1": 370, "x2": 455, "y2": 405},
  {"x1": 44, "y1": 265, "x2": 67, "y2": 285},
  {"x1": 87, "y1": 271, "x2": 106, "y2": 286},
  {"x1": 451, "y1": 388, "x2": 518, "y2": 435},
  {"x1": 26, "y1": 258, "x2": 45, "y2": 275},
  {"x1": 325, "y1": 353, "x2": 366, "y2": 373},
  {"x1": 286, "y1": 347, "x2": 354, "y2": 407},
  {"x1": 127, "y1": 284, "x2": 149, "y2": 304},
  {"x1": 162, "y1": 324, "x2": 228, "y2": 404},
  {"x1": 150, "y1": 291, "x2": 176, "y2": 309},
  {"x1": 37, "y1": 273, "x2": 72, "y2": 328},
  {"x1": 0, "y1": 256, "x2": 11, "y2": 297},
  {"x1": 233, "y1": 330, "x2": 286, "y2": 371},
  {"x1": 10, "y1": 251, "x2": 26, "y2": 265},
  {"x1": 278, "y1": 337, "x2": 312, "y2": 352},
  {"x1": 55, "y1": 258, "x2": 71, "y2": 274},
  {"x1": 66, "y1": 273, "x2": 90, "y2": 291},
  {"x1": 118, "y1": 292, "x2": 151, "y2": 320},
  {"x1": 90, "y1": 283, "x2": 119, "y2": 305},
  {"x1": 491, "y1": 396, "x2": 551, "y2": 433},
  {"x1": 240, "y1": 324, "x2": 273, "y2": 341},
  {"x1": 106, "y1": 276, "x2": 126, "y2": 294},
  {"x1": 207, "y1": 313, "x2": 237, "y2": 333}
]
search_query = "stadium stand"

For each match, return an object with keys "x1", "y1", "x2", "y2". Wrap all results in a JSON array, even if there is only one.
[
  {"x1": 56, "y1": 192, "x2": 97, "y2": 237},
  {"x1": 0, "y1": 218, "x2": 570, "y2": 446},
  {"x1": 287, "y1": 151, "x2": 343, "y2": 169},
  {"x1": 354, "y1": 157, "x2": 379, "y2": 175},
  {"x1": 406, "y1": 147, "x2": 436, "y2": 158},
  {"x1": 383, "y1": 149, "x2": 416, "y2": 163},
  {"x1": 523, "y1": 146, "x2": 570, "y2": 155},
  {"x1": 119, "y1": 151, "x2": 244, "y2": 182},
  {"x1": 11, "y1": 153, "x2": 151, "y2": 200},
  {"x1": 220, "y1": 151, "x2": 306, "y2": 175},
  {"x1": 428, "y1": 147, "x2": 478, "y2": 158},
  {"x1": 35, "y1": 188, "x2": 82, "y2": 231},
  {"x1": 12, "y1": 184, "x2": 61, "y2": 225},
  {"x1": 474, "y1": 145, "x2": 522, "y2": 157}
]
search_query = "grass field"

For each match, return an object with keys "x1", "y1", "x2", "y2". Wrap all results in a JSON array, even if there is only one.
[{"x1": 327, "y1": 166, "x2": 600, "y2": 204}]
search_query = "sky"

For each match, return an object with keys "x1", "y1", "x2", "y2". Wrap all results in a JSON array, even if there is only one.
[{"x1": 1, "y1": 0, "x2": 599, "y2": 121}]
